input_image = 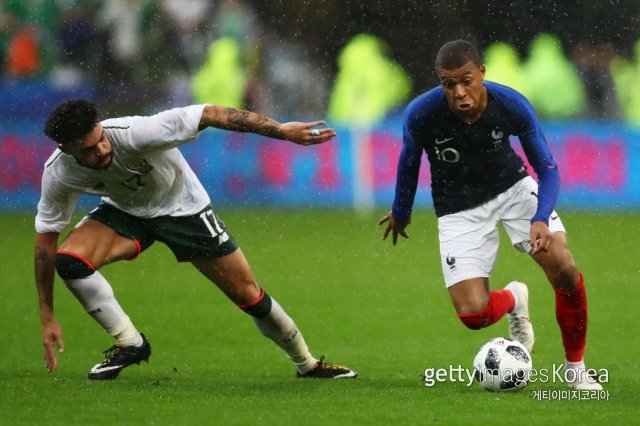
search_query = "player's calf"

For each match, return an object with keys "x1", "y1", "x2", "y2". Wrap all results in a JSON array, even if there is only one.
[
  {"x1": 456, "y1": 288, "x2": 515, "y2": 330},
  {"x1": 240, "y1": 288, "x2": 357, "y2": 379},
  {"x1": 57, "y1": 251, "x2": 145, "y2": 353}
]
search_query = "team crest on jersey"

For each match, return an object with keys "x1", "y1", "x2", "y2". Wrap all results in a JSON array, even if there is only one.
[
  {"x1": 125, "y1": 158, "x2": 154, "y2": 174},
  {"x1": 490, "y1": 128, "x2": 504, "y2": 150}
]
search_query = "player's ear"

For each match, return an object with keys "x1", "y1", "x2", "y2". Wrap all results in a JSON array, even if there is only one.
[{"x1": 479, "y1": 64, "x2": 486, "y2": 81}]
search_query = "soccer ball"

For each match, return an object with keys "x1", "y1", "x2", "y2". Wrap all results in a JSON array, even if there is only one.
[{"x1": 473, "y1": 337, "x2": 532, "y2": 392}]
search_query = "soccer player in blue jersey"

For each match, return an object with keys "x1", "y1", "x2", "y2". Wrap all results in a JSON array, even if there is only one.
[{"x1": 378, "y1": 40, "x2": 601, "y2": 390}]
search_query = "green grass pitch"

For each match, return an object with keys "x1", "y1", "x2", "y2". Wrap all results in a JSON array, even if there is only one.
[{"x1": 1, "y1": 210, "x2": 638, "y2": 424}]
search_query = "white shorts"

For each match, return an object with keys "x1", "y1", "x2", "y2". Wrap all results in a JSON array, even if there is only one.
[{"x1": 438, "y1": 176, "x2": 565, "y2": 288}]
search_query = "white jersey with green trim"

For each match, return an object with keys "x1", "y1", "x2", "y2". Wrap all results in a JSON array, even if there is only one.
[{"x1": 35, "y1": 105, "x2": 210, "y2": 233}]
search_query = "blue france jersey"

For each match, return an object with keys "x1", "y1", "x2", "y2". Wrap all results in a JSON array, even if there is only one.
[{"x1": 392, "y1": 81, "x2": 559, "y2": 223}]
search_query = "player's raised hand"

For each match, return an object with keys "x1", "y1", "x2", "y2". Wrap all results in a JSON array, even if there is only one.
[
  {"x1": 42, "y1": 319, "x2": 64, "y2": 372},
  {"x1": 280, "y1": 121, "x2": 336, "y2": 145},
  {"x1": 530, "y1": 220, "x2": 552, "y2": 254},
  {"x1": 378, "y1": 211, "x2": 410, "y2": 246}
]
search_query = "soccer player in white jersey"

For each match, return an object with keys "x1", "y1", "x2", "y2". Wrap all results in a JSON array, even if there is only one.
[{"x1": 36, "y1": 99, "x2": 357, "y2": 380}]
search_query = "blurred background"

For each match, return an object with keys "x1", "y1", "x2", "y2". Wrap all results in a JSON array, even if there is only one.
[{"x1": 1, "y1": 0, "x2": 640, "y2": 211}]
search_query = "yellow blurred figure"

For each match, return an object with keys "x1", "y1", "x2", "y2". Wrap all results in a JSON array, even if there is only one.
[
  {"x1": 191, "y1": 37, "x2": 246, "y2": 108},
  {"x1": 484, "y1": 42, "x2": 531, "y2": 98},
  {"x1": 329, "y1": 33, "x2": 412, "y2": 126},
  {"x1": 522, "y1": 34, "x2": 586, "y2": 118},
  {"x1": 610, "y1": 40, "x2": 640, "y2": 125}
]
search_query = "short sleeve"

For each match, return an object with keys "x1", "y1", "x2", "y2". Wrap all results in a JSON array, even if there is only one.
[
  {"x1": 119, "y1": 105, "x2": 206, "y2": 152},
  {"x1": 35, "y1": 169, "x2": 80, "y2": 233}
]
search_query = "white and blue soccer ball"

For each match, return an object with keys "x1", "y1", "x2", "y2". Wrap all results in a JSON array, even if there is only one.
[{"x1": 473, "y1": 337, "x2": 532, "y2": 392}]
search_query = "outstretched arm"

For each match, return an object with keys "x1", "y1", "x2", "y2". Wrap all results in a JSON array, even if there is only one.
[
  {"x1": 199, "y1": 105, "x2": 336, "y2": 145},
  {"x1": 35, "y1": 232, "x2": 63, "y2": 372}
]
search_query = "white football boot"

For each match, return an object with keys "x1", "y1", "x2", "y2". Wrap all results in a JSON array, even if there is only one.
[
  {"x1": 565, "y1": 361, "x2": 604, "y2": 390},
  {"x1": 505, "y1": 281, "x2": 535, "y2": 353}
]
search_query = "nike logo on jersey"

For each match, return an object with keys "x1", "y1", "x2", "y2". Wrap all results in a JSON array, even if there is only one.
[{"x1": 435, "y1": 137, "x2": 454, "y2": 145}]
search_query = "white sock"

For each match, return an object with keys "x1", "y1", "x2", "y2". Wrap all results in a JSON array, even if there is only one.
[
  {"x1": 565, "y1": 359, "x2": 586, "y2": 383},
  {"x1": 63, "y1": 270, "x2": 142, "y2": 347},
  {"x1": 565, "y1": 359, "x2": 585, "y2": 370},
  {"x1": 252, "y1": 297, "x2": 317, "y2": 373},
  {"x1": 110, "y1": 315, "x2": 144, "y2": 347}
]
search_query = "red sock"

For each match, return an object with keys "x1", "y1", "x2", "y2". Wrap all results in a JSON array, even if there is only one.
[
  {"x1": 555, "y1": 273, "x2": 588, "y2": 362},
  {"x1": 457, "y1": 289, "x2": 515, "y2": 330}
]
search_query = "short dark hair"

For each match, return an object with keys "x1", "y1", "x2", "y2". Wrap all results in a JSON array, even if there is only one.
[
  {"x1": 44, "y1": 99, "x2": 99, "y2": 146},
  {"x1": 435, "y1": 40, "x2": 482, "y2": 71}
]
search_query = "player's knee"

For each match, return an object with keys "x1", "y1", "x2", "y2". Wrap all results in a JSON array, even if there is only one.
[
  {"x1": 457, "y1": 312, "x2": 488, "y2": 330},
  {"x1": 239, "y1": 288, "x2": 272, "y2": 318},
  {"x1": 456, "y1": 306, "x2": 490, "y2": 330},
  {"x1": 55, "y1": 252, "x2": 95, "y2": 280}
]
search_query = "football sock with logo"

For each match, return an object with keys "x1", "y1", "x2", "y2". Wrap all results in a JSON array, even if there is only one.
[
  {"x1": 241, "y1": 291, "x2": 317, "y2": 373},
  {"x1": 457, "y1": 289, "x2": 515, "y2": 330},
  {"x1": 555, "y1": 273, "x2": 588, "y2": 363},
  {"x1": 59, "y1": 258, "x2": 142, "y2": 348}
]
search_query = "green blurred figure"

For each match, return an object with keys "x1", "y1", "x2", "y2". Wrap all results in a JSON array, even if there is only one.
[
  {"x1": 191, "y1": 37, "x2": 246, "y2": 108},
  {"x1": 484, "y1": 42, "x2": 531, "y2": 98},
  {"x1": 522, "y1": 34, "x2": 586, "y2": 118},
  {"x1": 329, "y1": 33, "x2": 412, "y2": 126},
  {"x1": 610, "y1": 40, "x2": 640, "y2": 125}
]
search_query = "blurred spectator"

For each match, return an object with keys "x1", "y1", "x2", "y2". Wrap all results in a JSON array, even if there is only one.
[
  {"x1": 262, "y1": 36, "x2": 331, "y2": 118},
  {"x1": 214, "y1": 0, "x2": 257, "y2": 47},
  {"x1": 610, "y1": 40, "x2": 640, "y2": 125},
  {"x1": 2, "y1": 0, "x2": 59, "y2": 77},
  {"x1": 191, "y1": 37, "x2": 246, "y2": 108},
  {"x1": 211, "y1": 0, "x2": 269, "y2": 113},
  {"x1": 6, "y1": 26, "x2": 40, "y2": 77},
  {"x1": 58, "y1": 5, "x2": 94, "y2": 67},
  {"x1": 159, "y1": 0, "x2": 210, "y2": 73},
  {"x1": 570, "y1": 42, "x2": 620, "y2": 121},
  {"x1": 96, "y1": 0, "x2": 143, "y2": 83},
  {"x1": 329, "y1": 33, "x2": 412, "y2": 126},
  {"x1": 522, "y1": 34, "x2": 586, "y2": 119},
  {"x1": 484, "y1": 41, "x2": 531, "y2": 99},
  {"x1": 51, "y1": 4, "x2": 97, "y2": 87},
  {"x1": 0, "y1": 1, "x2": 638, "y2": 123}
]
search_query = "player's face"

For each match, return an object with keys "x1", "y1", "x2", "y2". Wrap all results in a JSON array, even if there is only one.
[
  {"x1": 61, "y1": 123, "x2": 114, "y2": 170},
  {"x1": 437, "y1": 61, "x2": 487, "y2": 123}
]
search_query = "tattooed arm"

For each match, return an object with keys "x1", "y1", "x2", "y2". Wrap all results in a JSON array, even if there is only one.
[
  {"x1": 35, "y1": 232, "x2": 64, "y2": 372},
  {"x1": 198, "y1": 105, "x2": 336, "y2": 145}
]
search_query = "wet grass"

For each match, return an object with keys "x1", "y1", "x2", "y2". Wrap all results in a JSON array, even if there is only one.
[{"x1": 1, "y1": 210, "x2": 638, "y2": 424}]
